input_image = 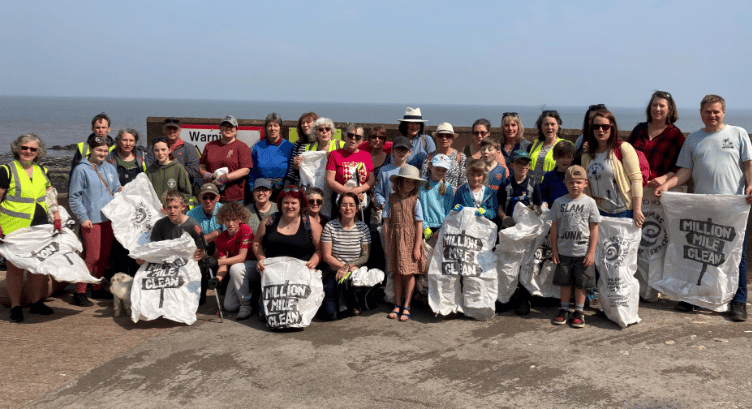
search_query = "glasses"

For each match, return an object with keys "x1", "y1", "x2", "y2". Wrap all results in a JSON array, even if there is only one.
[
  {"x1": 318, "y1": 127, "x2": 332, "y2": 133},
  {"x1": 542, "y1": 110, "x2": 559, "y2": 116},
  {"x1": 152, "y1": 136, "x2": 168, "y2": 144},
  {"x1": 202, "y1": 194, "x2": 217, "y2": 201},
  {"x1": 308, "y1": 199, "x2": 323, "y2": 206},
  {"x1": 20, "y1": 145, "x2": 39, "y2": 152},
  {"x1": 370, "y1": 134, "x2": 386, "y2": 140},
  {"x1": 282, "y1": 187, "x2": 300, "y2": 193},
  {"x1": 436, "y1": 134, "x2": 454, "y2": 139},
  {"x1": 514, "y1": 161, "x2": 531, "y2": 168},
  {"x1": 589, "y1": 104, "x2": 606, "y2": 110},
  {"x1": 655, "y1": 91, "x2": 672, "y2": 100},
  {"x1": 502, "y1": 112, "x2": 518, "y2": 118},
  {"x1": 471, "y1": 131, "x2": 488, "y2": 137},
  {"x1": 347, "y1": 132, "x2": 363, "y2": 140},
  {"x1": 592, "y1": 124, "x2": 612, "y2": 131}
]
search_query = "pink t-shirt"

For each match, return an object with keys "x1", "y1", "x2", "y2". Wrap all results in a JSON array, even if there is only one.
[{"x1": 326, "y1": 149, "x2": 374, "y2": 186}]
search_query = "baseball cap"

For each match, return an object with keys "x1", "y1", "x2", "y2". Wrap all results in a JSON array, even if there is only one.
[
  {"x1": 220, "y1": 115, "x2": 238, "y2": 127},
  {"x1": 254, "y1": 178, "x2": 273, "y2": 190},
  {"x1": 511, "y1": 150, "x2": 532, "y2": 163},
  {"x1": 199, "y1": 183, "x2": 220, "y2": 197},
  {"x1": 565, "y1": 165, "x2": 587, "y2": 181}
]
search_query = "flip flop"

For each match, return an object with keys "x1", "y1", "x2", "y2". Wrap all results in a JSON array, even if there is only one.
[
  {"x1": 399, "y1": 306, "x2": 411, "y2": 322},
  {"x1": 387, "y1": 305, "x2": 401, "y2": 320}
]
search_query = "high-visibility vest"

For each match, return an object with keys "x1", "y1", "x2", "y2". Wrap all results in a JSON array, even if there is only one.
[
  {"x1": 529, "y1": 138, "x2": 560, "y2": 174},
  {"x1": 76, "y1": 141, "x2": 115, "y2": 159},
  {"x1": 0, "y1": 161, "x2": 50, "y2": 235},
  {"x1": 303, "y1": 139, "x2": 344, "y2": 152}
]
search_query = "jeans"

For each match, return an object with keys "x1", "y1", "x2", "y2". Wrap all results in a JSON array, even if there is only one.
[{"x1": 732, "y1": 227, "x2": 748, "y2": 304}]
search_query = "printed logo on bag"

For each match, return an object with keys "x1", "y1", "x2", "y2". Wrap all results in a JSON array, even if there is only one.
[
  {"x1": 680, "y1": 218, "x2": 735, "y2": 285},
  {"x1": 167, "y1": 178, "x2": 177, "y2": 189},
  {"x1": 606, "y1": 277, "x2": 629, "y2": 306},
  {"x1": 638, "y1": 212, "x2": 667, "y2": 255},
  {"x1": 534, "y1": 236, "x2": 553, "y2": 273},
  {"x1": 441, "y1": 233, "x2": 483, "y2": 276},
  {"x1": 263, "y1": 280, "x2": 312, "y2": 327},
  {"x1": 32, "y1": 241, "x2": 59, "y2": 261},
  {"x1": 602, "y1": 236, "x2": 630, "y2": 268},
  {"x1": 131, "y1": 201, "x2": 153, "y2": 233},
  {"x1": 142, "y1": 258, "x2": 187, "y2": 308}
]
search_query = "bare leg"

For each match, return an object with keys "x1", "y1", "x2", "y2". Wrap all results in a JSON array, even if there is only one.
[
  {"x1": 27, "y1": 272, "x2": 49, "y2": 303},
  {"x1": 6, "y1": 262, "x2": 24, "y2": 308},
  {"x1": 400, "y1": 274, "x2": 415, "y2": 321},
  {"x1": 389, "y1": 274, "x2": 403, "y2": 319},
  {"x1": 574, "y1": 287, "x2": 587, "y2": 307},
  {"x1": 560, "y1": 285, "x2": 572, "y2": 308}
]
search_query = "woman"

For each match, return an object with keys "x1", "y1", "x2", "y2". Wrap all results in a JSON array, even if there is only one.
[
  {"x1": 69, "y1": 135, "x2": 122, "y2": 307},
  {"x1": 367, "y1": 126, "x2": 390, "y2": 176},
  {"x1": 574, "y1": 104, "x2": 608, "y2": 164},
  {"x1": 106, "y1": 128, "x2": 147, "y2": 276},
  {"x1": 199, "y1": 115, "x2": 252, "y2": 203},
  {"x1": 628, "y1": 91, "x2": 685, "y2": 187},
  {"x1": 420, "y1": 122, "x2": 467, "y2": 192},
  {"x1": 248, "y1": 113, "x2": 295, "y2": 198},
  {"x1": 464, "y1": 118, "x2": 493, "y2": 161},
  {"x1": 325, "y1": 123, "x2": 375, "y2": 221},
  {"x1": 500, "y1": 112, "x2": 530, "y2": 167},
  {"x1": 303, "y1": 117, "x2": 344, "y2": 154},
  {"x1": 321, "y1": 193, "x2": 372, "y2": 319},
  {"x1": 253, "y1": 186, "x2": 322, "y2": 273},
  {"x1": 305, "y1": 187, "x2": 329, "y2": 227},
  {"x1": 246, "y1": 178, "x2": 277, "y2": 234},
  {"x1": 1, "y1": 134, "x2": 62, "y2": 323},
  {"x1": 398, "y1": 107, "x2": 435, "y2": 169},
  {"x1": 582, "y1": 111, "x2": 644, "y2": 227},
  {"x1": 529, "y1": 110, "x2": 563, "y2": 183},
  {"x1": 286, "y1": 111, "x2": 319, "y2": 186}
]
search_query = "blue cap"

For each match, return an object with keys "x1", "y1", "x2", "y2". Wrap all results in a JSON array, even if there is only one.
[{"x1": 511, "y1": 150, "x2": 532, "y2": 163}]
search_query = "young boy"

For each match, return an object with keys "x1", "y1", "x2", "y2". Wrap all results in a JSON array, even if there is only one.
[
  {"x1": 149, "y1": 190, "x2": 204, "y2": 260},
  {"x1": 497, "y1": 150, "x2": 542, "y2": 226},
  {"x1": 374, "y1": 136, "x2": 412, "y2": 211},
  {"x1": 541, "y1": 140, "x2": 576, "y2": 209},
  {"x1": 550, "y1": 165, "x2": 600, "y2": 328},
  {"x1": 481, "y1": 138, "x2": 508, "y2": 191}
]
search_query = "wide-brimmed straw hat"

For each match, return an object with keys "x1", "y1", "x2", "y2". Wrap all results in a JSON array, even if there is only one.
[
  {"x1": 389, "y1": 165, "x2": 428, "y2": 188},
  {"x1": 432, "y1": 122, "x2": 457, "y2": 137},
  {"x1": 398, "y1": 107, "x2": 427, "y2": 123}
]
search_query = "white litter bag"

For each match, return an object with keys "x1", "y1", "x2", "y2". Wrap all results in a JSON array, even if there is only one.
[
  {"x1": 261, "y1": 256, "x2": 325, "y2": 329},
  {"x1": 518, "y1": 207, "x2": 559, "y2": 299},
  {"x1": 651, "y1": 192, "x2": 750, "y2": 311},
  {"x1": 428, "y1": 207, "x2": 498, "y2": 320},
  {"x1": 299, "y1": 150, "x2": 333, "y2": 218},
  {"x1": 129, "y1": 232, "x2": 201, "y2": 325},
  {"x1": 0, "y1": 225, "x2": 99, "y2": 283},
  {"x1": 496, "y1": 204, "x2": 544, "y2": 303},
  {"x1": 102, "y1": 173, "x2": 164, "y2": 252},
  {"x1": 596, "y1": 217, "x2": 642, "y2": 328},
  {"x1": 351, "y1": 267, "x2": 385, "y2": 287}
]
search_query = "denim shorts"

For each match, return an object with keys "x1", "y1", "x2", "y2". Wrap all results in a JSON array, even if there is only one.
[{"x1": 553, "y1": 255, "x2": 595, "y2": 289}]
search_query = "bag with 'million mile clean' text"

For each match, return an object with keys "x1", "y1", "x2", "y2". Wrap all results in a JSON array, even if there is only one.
[
  {"x1": 102, "y1": 173, "x2": 164, "y2": 252},
  {"x1": 496, "y1": 203, "x2": 544, "y2": 303},
  {"x1": 261, "y1": 256, "x2": 324, "y2": 329},
  {"x1": 428, "y1": 207, "x2": 498, "y2": 320},
  {"x1": 651, "y1": 191, "x2": 750, "y2": 312},
  {"x1": 596, "y1": 216, "x2": 642, "y2": 328}
]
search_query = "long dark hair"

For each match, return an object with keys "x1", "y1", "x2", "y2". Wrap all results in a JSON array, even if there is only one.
[
  {"x1": 586, "y1": 110, "x2": 620, "y2": 156},
  {"x1": 582, "y1": 104, "x2": 608, "y2": 139},
  {"x1": 535, "y1": 111, "x2": 562, "y2": 142}
]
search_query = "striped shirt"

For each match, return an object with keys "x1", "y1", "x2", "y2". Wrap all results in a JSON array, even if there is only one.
[{"x1": 321, "y1": 219, "x2": 371, "y2": 263}]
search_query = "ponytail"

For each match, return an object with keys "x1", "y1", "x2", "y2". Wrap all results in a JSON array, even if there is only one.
[{"x1": 439, "y1": 178, "x2": 448, "y2": 196}]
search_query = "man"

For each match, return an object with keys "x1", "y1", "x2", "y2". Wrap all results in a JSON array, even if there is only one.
[
  {"x1": 655, "y1": 94, "x2": 752, "y2": 321},
  {"x1": 187, "y1": 183, "x2": 224, "y2": 305},
  {"x1": 146, "y1": 118, "x2": 201, "y2": 190},
  {"x1": 69, "y1": 112, "x2": 115, "y2": 179},
  {"x1": 198, "y1": 115, "x2": 252, "y2": 203}
]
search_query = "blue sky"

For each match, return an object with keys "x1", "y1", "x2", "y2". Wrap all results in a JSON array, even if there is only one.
[{"x1": 2, "y1": 0, "x2": 751, "y2": 108}]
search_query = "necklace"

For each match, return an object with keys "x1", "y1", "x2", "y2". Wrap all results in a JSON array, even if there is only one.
[{"x1": 278, "y1": 216, "x2": 299, "y2": 232}]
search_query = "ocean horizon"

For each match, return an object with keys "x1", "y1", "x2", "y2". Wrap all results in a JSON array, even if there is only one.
[{"x1": 2, "y1": 95, "x2": 752, "y2": 156}]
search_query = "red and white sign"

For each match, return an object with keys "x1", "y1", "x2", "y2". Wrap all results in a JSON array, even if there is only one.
[{"x1": 180, "y1": 125, "x2": 264, "y2": 153}]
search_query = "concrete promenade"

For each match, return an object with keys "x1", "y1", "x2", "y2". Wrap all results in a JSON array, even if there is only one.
[{"x1": 3, "y1": 284, "x2": 752, "y2": 409}]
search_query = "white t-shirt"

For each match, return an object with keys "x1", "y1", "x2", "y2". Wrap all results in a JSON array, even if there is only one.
[
  {"x1": 587, "y1": 150, "x2": 627, "y2": 213},
  {"x1": 552, "y1": 194, "x2": 601, "y2": 257},
  {"x1": 676, "y1": 125, "x2": 752, "y2": 195}
]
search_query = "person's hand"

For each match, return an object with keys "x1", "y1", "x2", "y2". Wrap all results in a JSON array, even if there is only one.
[
  {"x1": 357, "y1": 192, "x2": 365, "y2": 202},
  {"x1": 336, "y1": 266, "x2": 348, "y2": 282},
  {"x1": 213, "y1": 174, "x2": 229, "y2": 188},
  {"x1": 118, "y1": 186, "x2": 123, "y2": 192},
  {"x1": 80, "y1": 220, "x2": 93, "y2": 229},
  {"x1": 293, "y1": 156, "x2": 302, "y2": 170},
  {"x1": 647, "y1": 179, "x2": 661, "y2": 188},
  {"x1": 633, "y1": 210, "x2": 645, "y2": 228},
  {"x1": 305, "y1": 259, "x2": 317, "y2": 269},
  {"x1": 413, "y1": 246, "x2": 421, "y2": 262},
  {"x1": 136, "y1": 258, "x2": 146, "y2": 265},
  {"x1": 746, "y1": 185, "x2": 752, "y2": 204},
  {"x1": 193, "y1": 248, "x2": 206, "y2": 261},
  {"x1": 583, "y1": 253, "x2": 595, "y2": 268},
  {"x1": 203, "y1": 174, "x2": 215, "y2": 184},
  {"x1": 53, "y1": 218, "x2": 62, "y2": 233},
  {"x1": 653, "y1": 184, "x2": 667, "y2": 198},
  {"x1": 207, "y1": 277, "x2": 220, "y2": 290},
  {"x1": 199, "y1": 256, "x2": 218, "y2": 271},
  {"x1": 257, "y1": 259, "x2": 266, "y2": 271},
  {"x1": 552, "y1": 251, "x2": 560, "y2": 264}
]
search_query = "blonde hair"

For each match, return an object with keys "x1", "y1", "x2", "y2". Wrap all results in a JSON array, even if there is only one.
[
  {"x1": 161, "y1": 190, "x2": 185, "y2": 206},
  {"x1": 465, "y1": 159, "x2": 488, "y2": 184}
]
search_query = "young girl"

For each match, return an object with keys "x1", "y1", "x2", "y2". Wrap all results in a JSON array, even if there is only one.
[
  {"x1": 384, "y1": 165, "x2": 426, "y2": 322},
  {"x1": 452, "y1": 159, "x2": 498, "y2": 222},
  {"x1": 418, "y1": 154, "x2": 454, "y2": 241},
  {"x1": 146, "y1": 137, "x2": 192, "y2": 204}
]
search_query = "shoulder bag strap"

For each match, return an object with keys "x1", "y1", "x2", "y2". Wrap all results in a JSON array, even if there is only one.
[{"x1": 90, "y1": 161, "x2": 114, "y2": 197}]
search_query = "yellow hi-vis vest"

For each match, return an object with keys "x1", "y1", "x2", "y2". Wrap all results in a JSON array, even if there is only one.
[
  {"x1": 529, "y1": 138, "x2": 561, "y2": 175},
  {"x1": 0, "y1": 161, "x2": 50, "y2": 235},
  {"x1": 304, "y1": 139, "x2": 344, "y2": 152},
  {"x1": 76, "y1": 141, "x2": 115, "y2": 158}
]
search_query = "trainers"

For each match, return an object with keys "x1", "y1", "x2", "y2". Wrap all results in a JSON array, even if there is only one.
[
  {"x1": 730, "y1": 302, "x2": 748, "y2": 322},
  {"x1": 236, "y1": 305, "x2": 253, "y2": 321},
  {"x1": 515, "y1": 299, "x2": 531, "y2": 316},
  {"x1": 571, "y1": 311, "x2": 586, "y2": 328},
  {"x1": 29, "y1": 300, "x2": 54, "y2": 315},
  {"x1": 91, "y1": 288, "x2": 113, "y2": 300},
  {"x1": 552, "y1": 309, "x2": 569, "y2": 325},
  {"x1": 9, "y1": 306, "x2": 23, "y2": 323},
  {"x1": 676, "y1": 301, "x2": 695, "y2": 312},
  {"x1": 71, "y1": 293, "x2": 93, "y2": 307}
]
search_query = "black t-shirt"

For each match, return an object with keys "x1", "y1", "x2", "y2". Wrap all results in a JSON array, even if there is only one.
[
  {"x1": 150, "y1": 216, "x2": 203, "y2": 248},
  {"x1": 0, "y1": 165, "x2": 49, "y2": 226}
]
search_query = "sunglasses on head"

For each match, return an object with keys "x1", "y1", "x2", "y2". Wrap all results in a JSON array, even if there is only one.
[
  {"x1": 589, "y1": 104, "x2": 606, "y2": 111},
  {"x1": 592, "y1": 124, "x2": 612, "y2": 131},
  {"x1": 655, "y1": 91, "x2": 672, "y2": 100},
  {"x1": 347, "y1": 132, "x2": 363, "y2": 140},
  {"x1": 164, "y1": 118, "x2": 180, "y2": 124},
  {"x1": 502, "y1": 112, "x2": 518, "y2": 118},
  {"x1": 20, "y1": 145, "x2": 38, "y2": 152},
  {"x1": 308, "y1": 199, "x2": 323, "y2": 205},
  {"x1": 283, "y1": 187, "x2": 300, "y2": 193},
  {"x1": 542, "y1": 110, "x2": 559, "y2": 116},
  {"x1": 152, "y1": 136, "x2": 168, "y2": 145}
]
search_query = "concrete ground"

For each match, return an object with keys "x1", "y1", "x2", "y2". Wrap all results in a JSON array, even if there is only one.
[{"x1": 3, "y1": 284, "x2": 752, "y2": 409}]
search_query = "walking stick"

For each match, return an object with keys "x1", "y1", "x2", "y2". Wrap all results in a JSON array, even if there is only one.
[{"x1": 194, "y1": 226, "x2": 223, "y2": 322}]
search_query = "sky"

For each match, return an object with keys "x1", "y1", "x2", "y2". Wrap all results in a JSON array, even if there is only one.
[{"x1": 2, "y1": 0, "x2": 752, "y2": 109}]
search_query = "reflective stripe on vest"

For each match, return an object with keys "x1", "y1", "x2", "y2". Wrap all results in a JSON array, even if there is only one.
[
  {"x1": 304, "y1": 139, "x2": 344, "y2": 152},
  {"x1": 529, "y1": 138, "x2": 560, "y2": 174},
  {"x1": 0, "y1": 161, "x2": 50, "y2": 233}
]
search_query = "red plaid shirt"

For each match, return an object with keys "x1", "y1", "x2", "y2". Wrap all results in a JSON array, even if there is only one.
[{"x1": 627, "y1": 123, "x2": 686, "y2": 180}]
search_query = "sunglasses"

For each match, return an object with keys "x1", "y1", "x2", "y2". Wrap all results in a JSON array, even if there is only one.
[
  {"x1": 592, "y1": 124, "x2": 612, "y2": 131},
  {"x1": 436, "y1": 134, "x2": 454, "y2": 139},
  {"x1": 655, "y1": 90, "x2": 672, "y2": 100},
  {"x1": 20, "y1": 146, "x2": 38, "y2": 152},
  {"x1": 502, "y1": 112, "x2": 518, "y2": 118},
  {"x1": 282, "y1": 187, "x2": 300, "y2": 193},
  {"x1": 471, "y1": 131, "x2": 489, "y2": 137},
  {"x1": 201, "y1": 194, "x2": 217, "y2": 201},
  {"x1": 370, "y1": 134, "x2": 386, "y2": 140},
  {"x1": 542, "y1": 110, "x2": 559, "y2": 116},
  {"x1": 318, "y1": 127, "x2": 332, "y2": 133},
  {"x1": 347, "y1": 132, "x2": 363, "y2": 140},
  {"x1": 589, "y1": 104, "x2": 606, "y2": 110},
  {"x1": 152, "y1": 136, "x2": 168, "y2": 145},
  {"x1": 308, "y1": 199, "x2": 323, "y2": 206}
]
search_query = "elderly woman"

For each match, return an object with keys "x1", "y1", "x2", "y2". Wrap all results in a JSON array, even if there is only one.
[
  {"x1": 500, "y1": 112, "x2": 530, "y2": 167},
  {"x1": 286, "y1": 111, "x2": 319, "y2": 186},
  {"x1": 326, "y1": 123, "x2": 375, "y2": 221},
  {"x1": 628, "y1": 91, "x2": 685, "y2": 187},
  {"x1": 248, "y1": 113, "x2": 295, "y2": 198},
  {"x1": 1, "y1": 134, "x2": 62, "y2": 323},
  {"x1": 253, "y1": 186, "x2": 322, "y2": 272},
  {"x1": 420, "y1": 122, "x2": 467, "y2": 192},
  {"x1": 199, "y1": 115, "x2": 252, "y2": 203},
  {"x1": 106, "y1": 128, "x2": 147, "y2": 186},
  {"x1": 321, "y1": 192, "x2": 372, "y2": 319},
  {"x1": 529, "y1": 110, "x2": 563, "y2": 183},
  {"x1": 398, "y1": 107, "x2": 435, "y2": 169}
]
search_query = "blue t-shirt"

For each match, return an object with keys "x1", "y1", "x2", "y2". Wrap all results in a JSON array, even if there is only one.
[
  {"x1": 487, "y1": 164, "x2": 508, "y2": 191},
  {"x1": 541, "y1": 169, "x2": 569, "y2": 208},
  {"x1": 187, "y1": 202, "x2": 224, "y2": 235},
  {"x1": 419, "y1": 180, "x2": 454, "y2": 228}
]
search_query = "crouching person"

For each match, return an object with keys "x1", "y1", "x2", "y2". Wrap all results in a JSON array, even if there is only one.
[{"x1": 206, "y1": 202, "x2": 259, "y2": 320}]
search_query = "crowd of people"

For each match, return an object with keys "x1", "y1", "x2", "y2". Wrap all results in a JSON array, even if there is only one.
[{"x1": 2, "y1": 93, "x2": 750, "y2": 327}]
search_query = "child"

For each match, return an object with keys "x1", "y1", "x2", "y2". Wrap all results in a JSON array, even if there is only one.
[
  {"x1": 452, "y1": 159, "x2": 498, "y2": 222},
  {"x1": 541, "y1": 140, "x2": 576, "y2": 209},
  {"x1": 146, "y1": 137, "x2": 192, "y2": 205},
  {"x1": 148, "y1": 190, "x2": 204, "y2": 260},
  {"x1": 480, "y1": 138, "x2": 508, "y2": 191},
  {"x1": 384, "y1": 165, "x2": 426, "y2": 322},
  {"x1": 550, "y1": 165, "x2": 600, "y2": 328},
  {"x1": 497, "y1": 150, "x2": 542, "y2": 226},
  {"x1": 419, "y1": 154, "x2": 454, "y2": 240}
]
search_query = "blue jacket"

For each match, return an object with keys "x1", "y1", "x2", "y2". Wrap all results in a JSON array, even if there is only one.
[
  {"x1": 69, "y1": 158, "x2": 121, "y2": 224},
  {"x1": 451, "y1": 184, "x2": 498, "y2": 222},
  {"x1": 419, "y1": 180, "x2": 454, "y2": 228}
]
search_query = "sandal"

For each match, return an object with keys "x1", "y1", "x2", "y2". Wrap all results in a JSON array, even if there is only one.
[
  {"x1": 387, "y1": 305, "x2": 401, "y2": 320},
  {"x1": 399, "y1": 306, "x2": 411, "y2": 322}
]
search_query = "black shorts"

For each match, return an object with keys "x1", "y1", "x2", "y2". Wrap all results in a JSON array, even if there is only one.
[{"x1": 553, "y1": 255, "x2": 595, "y2": 289}]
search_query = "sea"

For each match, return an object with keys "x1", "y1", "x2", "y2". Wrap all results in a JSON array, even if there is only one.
[{"x1": 2, "y1": 95, "x2": 752, "y2": 157}]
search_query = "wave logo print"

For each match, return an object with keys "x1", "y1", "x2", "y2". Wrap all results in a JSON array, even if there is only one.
[
  {"x1": 603, "y1": 236, "x2": 629, "y2": 267},
  {"x1": 131, "y1": 201, "x2": 153, "y2": 233}
]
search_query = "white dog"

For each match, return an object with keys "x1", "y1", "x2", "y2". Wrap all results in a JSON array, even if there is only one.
[{"x1": 109, "y1": 273, "x2": 133, "y2": 317}]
